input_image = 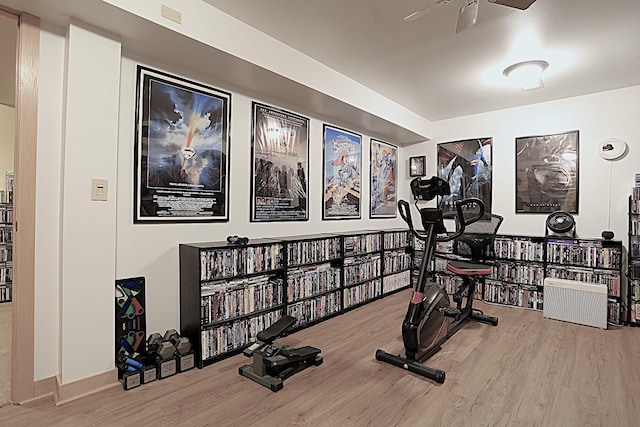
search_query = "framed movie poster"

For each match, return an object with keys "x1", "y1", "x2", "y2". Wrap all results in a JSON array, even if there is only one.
[
  {"x1": 437, "y1": 138, "x2": 492, "y2": 219},
  {"x1": 370, "y1": 139, "x2": 398, "y2": 218},
  {"x1": 516, "y1": 130, "x2": 579, "y2": 214},
  {"x1": 251, "y1": 102, "x2": 309, "y2": 222},
  {"x1": 134, "y1": 66, "x2": 231, "y2": 223},
  {"x1": 409, "y1": 156, "x2": 426, "y2": 177},
  {"x1": 322, "y1": 125, "x2": 362, "y2": 220}
]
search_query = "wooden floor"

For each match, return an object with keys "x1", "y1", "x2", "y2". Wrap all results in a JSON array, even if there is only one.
[{"x1": 1, "y1": 289, "x2": 639, "y2": 426}]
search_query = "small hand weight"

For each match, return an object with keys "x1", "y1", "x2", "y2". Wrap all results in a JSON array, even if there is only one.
[{"x1": 227, "y1": 235, "x2": 249, "y2": 245}]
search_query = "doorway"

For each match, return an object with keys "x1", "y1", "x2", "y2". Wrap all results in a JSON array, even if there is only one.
[
  {"x1": 0, "y1": 5, "x2": 39, "y2": 405},
  {"x1": 0, "y1": 9, "x2": 17, "y2": 406}
]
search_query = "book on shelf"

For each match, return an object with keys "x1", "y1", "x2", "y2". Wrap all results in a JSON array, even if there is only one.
[
  {"x1": 343, "y1": 279, "x2": 381, "y2": 308},
  {"x1": 201, "y1": 310, "x2": 283, "y2": 360},
  {"x1": 200, "y1": 275, "x2": 283, "y2": 325},
  {"x1": 286, "y1": 292, "x2": 341, "y2": 326},
  {"x1": 286, "y1": 262, "x2": 341, "y2": 302}
]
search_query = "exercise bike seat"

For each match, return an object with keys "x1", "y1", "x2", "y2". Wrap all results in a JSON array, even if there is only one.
[
  {"x1": 446, "y1": 260, "x2": 492, "y2": 276},
  {"x1": 447, "y1": 214, "x2": 503, "y2": 276}
]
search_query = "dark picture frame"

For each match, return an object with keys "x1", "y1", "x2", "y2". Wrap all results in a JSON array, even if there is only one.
[
  {"x1": 409, "y1": 156, "x2": 426, "y2": 177},
  {"x1": 250, "y1": 102, "x2": 310, "y2": 222},
  {"x1": 370, "y1": 139, "x2": 398, "y2": 218},
  {"x1": 437, "y1": 138, "x2": 493, "y2": 219},
  {"x1": 322, "y1": 124, "x2": 362, "y2": 220},
  {"x1": 515, "y1": 130, "x2": 579, "y2": 214},
  {"x1": 134, "y1": 66, "x2": 231, "y2": 223}
]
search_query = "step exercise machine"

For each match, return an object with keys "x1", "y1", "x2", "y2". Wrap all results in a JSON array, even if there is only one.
[
  {"x1": 239, "y1": 315, "x2": 323, "y2": 392},
  {"x1": 376, "y1": 176, "x2": 502, "y2": 383}
]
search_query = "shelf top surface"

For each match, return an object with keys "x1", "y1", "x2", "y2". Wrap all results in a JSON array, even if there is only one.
[
  {"x1": 545, "y1": 237, "x2": 622, "y2": 245},
  {"x1": 181, "y1": 237, "x2": 284, "y2": 249},
  {"x1": 495, "y1": 234, "x2": 545, "y2": 241},
  {"x1": 277, "y1": 233, "x2": 341, "y2": 241},
  {"x1": 381, "y1": 228, "x2": 409, "y2": 233},
  {"x1": 341, "y1": 229, "x2": 382, "y2": 237}
]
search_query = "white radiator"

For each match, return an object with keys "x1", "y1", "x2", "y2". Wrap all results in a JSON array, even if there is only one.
[{"x1": 543, "y1": 278, "x2": 608, "y2": 329}]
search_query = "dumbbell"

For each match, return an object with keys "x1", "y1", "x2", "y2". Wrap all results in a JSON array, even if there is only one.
[
  {"x1": 227, "y1": 235, "x2": 249, "y2": 245},
  {"x1": 164, "y1": 329, "x2": 195, "y2": 372},
  {"x1": 116, "y1": 352, "x2": 144, "y2": 390},
  {"x1": 147, "y1": 332, "x2": 177, "y2": 379}
]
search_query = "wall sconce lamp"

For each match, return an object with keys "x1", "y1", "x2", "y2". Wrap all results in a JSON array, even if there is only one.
[{"x1": 503, "y1": 60, "x2": 549, "y2": 90}]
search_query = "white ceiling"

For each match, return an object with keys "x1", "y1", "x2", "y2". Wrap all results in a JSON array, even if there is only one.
[
  {"x1": 1, "y1": 0, "x2": 639, "y2": 142},
  {"x1": 202, "y1": 0, "x2": 640, "y2": 121}
]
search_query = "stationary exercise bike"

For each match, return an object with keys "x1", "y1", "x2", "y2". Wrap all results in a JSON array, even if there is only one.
[{"x1": 375, "y1": 176, "x2": 502, "y2": 383}]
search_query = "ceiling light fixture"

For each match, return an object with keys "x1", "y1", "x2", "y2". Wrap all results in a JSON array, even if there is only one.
[{"x1": 503, "y1": 60, "x2": 549, "y2": 90}]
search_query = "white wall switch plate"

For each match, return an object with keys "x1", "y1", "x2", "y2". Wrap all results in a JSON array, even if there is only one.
[{"x1": 91, "y1": 178, "x2": 108, "y2": 201}]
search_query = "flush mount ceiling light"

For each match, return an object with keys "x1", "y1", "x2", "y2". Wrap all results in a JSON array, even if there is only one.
[{"x1": 503, "y1": 60, "x2": 549, "y2": 90}]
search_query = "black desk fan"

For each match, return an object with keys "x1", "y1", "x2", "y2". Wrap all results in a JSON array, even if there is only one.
[{"x1": 545, "y1": 210, "x2": 576, "y2": 237}]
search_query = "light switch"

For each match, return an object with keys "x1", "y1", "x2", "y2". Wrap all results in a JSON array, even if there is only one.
[{"x1": 91, "y1": 178, "x2": 108, "y2": 201}]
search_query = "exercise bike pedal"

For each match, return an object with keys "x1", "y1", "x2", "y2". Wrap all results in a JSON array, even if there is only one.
[{"x1": 443, "y1": 307, "x2": 460, "y2": 318}]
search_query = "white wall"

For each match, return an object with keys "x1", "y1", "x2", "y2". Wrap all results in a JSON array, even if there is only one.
[
  {"x1": 101, "y1": 0, "x2": 432, "y2": 141},
  {"x1": 115, "y1": 55, "x2": 405, "y2": 335},
  {"x1": 33, "y1": 22, "x2": 65, "y2": 381},
  {"x1": 402, "y1": 85, "x2": 640, "y2": 241},
  {"x1": 58, "y1": 21, "x2": 120, "y2": 384}
]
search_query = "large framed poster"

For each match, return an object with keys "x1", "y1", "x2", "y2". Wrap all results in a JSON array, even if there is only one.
[
  {"x1": 322, "y1": 124, "x2": 362, "y2": 220},
  {"x1": 251, "y1": 102, "x2": 309, "y2": 222},
  {"x1": 370, "y1": 139, "x2": 397, "y2": 218},
  {"x1": 437, "y1": 138, "x2": 492, "y2": 219},
  {"x1": 134, "y1": 66, "x2": 231, "y2": 223},
  {"x1": 516, "y1": 130, "x2": 579, "y2": 214}
]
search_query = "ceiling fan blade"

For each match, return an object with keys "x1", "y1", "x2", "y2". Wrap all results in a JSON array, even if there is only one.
[
  {"x1": 456, "y1": 0, "x2": 479, "y2": 33},
  {"x1": 488, "y1": 0, "x2": 537, "y2": 10},
  {"x1": 404, "y1": 0, "x2": 451, "y2": 22}
]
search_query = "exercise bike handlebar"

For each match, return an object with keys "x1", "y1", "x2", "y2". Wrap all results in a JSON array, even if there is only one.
[
  {"x1": 398, "y1": 197, "x2": 485, "y2": 243},
  {"x1": 398, "y1": 199, "x2": 415, "y2": 232}
]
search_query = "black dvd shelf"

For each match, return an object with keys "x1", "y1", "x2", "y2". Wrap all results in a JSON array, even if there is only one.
[
  {"x1": 628, "y1": 193, "x2": 640, "y2": 326},
  {"x1": 0, "y1": 172, "x2": 13, "y2": 304},
  {"x1": 180, "y1": 230, "x2": 415, "y2": 369},
  {"x1": 381, "y1": 228, "x2": 412, "y2": 295},
  {"x1": 425, "y1": 232, "x2": 622, "y2": 322},
  {"x1": 180, "y1": 238, "x2": 286, "y2": 368},
  {"x1": 281, "y1": 234, "x2": 343, "y2": 329}
]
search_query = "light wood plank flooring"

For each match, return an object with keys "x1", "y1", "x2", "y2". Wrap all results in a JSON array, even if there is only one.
[{"x1": 1, "y1": 289, "x2": 639, "y2": 426}]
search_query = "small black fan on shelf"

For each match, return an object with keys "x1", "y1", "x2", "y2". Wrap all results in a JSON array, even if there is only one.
[{"x1": 545, "y1": 210, "x2": 576, "y2": 237}]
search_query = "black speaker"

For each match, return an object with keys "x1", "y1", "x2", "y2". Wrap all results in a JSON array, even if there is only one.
[{"x1": 601, "y1": 230, "x2": 614, "y2": 240}]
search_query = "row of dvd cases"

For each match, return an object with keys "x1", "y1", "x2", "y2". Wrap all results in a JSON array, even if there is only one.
[
  {"x1": 429, "y1": 234, "x2": 623, "y2": 324},
  {"x1": 179, "y1": 229, "x2": 413, "y2": 368}
]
